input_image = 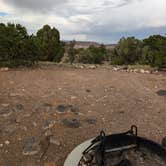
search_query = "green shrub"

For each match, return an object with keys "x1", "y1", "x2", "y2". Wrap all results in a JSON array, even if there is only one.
[{"x1": 0, "y1": 23, "x2": 39, "y2": 67}]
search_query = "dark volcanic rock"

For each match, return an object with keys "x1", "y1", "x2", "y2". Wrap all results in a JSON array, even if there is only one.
[
  {"x1": 43, "y1": 120, "x2": 56, "y2": 130},
  {"x1": 86, "y1": 89, "x2": 91, "y2": 93},
  {"x1": 84, "y1": 118, "x2": 97, "y2": 125},
  {"x1": 23, "y1": 137, "x2": 40, "y2": 156},
  {"x1": 13, "y1": 104, "x2": 24, "y2": 112},
  {"x1": 0, "y1": 107, "x2": 13, "y2": 117},
  {"x1": 56, "y1": 105, "x2": 67, "y2": 113},
  {"x1": 62, "y1": 119, "x2": 80, "y2": 128},
  {"x1": 56, "y1": 104, "x2": 79, "y2": 114}
]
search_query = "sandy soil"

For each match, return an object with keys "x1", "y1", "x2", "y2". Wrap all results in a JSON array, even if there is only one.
[{"x1": 0, "y1": 66, "x2": 166, "y2": 166}]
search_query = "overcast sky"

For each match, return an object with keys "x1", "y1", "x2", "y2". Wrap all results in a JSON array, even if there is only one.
[{"x1": 0, "y1": 0, "x2": 166, "y2": 43}]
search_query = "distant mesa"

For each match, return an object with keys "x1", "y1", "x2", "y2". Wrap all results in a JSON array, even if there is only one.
[{"x1": 64, "y1": 41, "x2": 116, "y2": 50}]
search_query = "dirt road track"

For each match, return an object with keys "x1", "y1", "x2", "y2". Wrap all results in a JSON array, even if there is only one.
[{"x1": 0, "y1": 66, "x2": 166, "y2": 166}]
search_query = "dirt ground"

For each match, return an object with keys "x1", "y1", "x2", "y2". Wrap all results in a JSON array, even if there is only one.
[{"x1": 0, "y1": 66, "x2": 166, "y2": 166}]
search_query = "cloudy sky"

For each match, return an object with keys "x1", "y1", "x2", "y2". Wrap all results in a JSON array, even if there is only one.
[{"x1": 0, "y1": 0, "x2": 166, "y2": 43}]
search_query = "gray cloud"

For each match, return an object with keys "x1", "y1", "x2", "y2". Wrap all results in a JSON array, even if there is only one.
[
  {"x1": 3, "y1": 0, "x2": 67, "y2": 12},
  {"x1": 1, "y1": 0, "x2": 166, "y2": 43}
]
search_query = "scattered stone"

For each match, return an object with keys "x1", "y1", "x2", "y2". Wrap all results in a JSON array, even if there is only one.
[
  {"x1": 62, "y1": 119, "x2": 80, "y2": 128},
  {"x1": 80, "y1": 65, "x2": 84, "y2": 69},
  {"x1": 56, "y1": 104, "x2": 79, "y2": 114},
  {"x1": 140, "y1": 69, "x2": 145, "y2": 74},
  {"x1": 32, "y1": 122, "x2": 37, "y2": 127},
  {"x1": 36, "y1": 103, "x2": 52, "y2": 112},
  {"x1": 0, "y1": 67, "x2": 9, "y2": 71},
  {"x1": 113, "y1": 67, "x2": 118, "y2": 71},
  {"x1": 50, "y1": 136, "x2": 60, "y2": 146},
  {"x1": 23, "y1": 137, "x2": 40, "y2": 156},
  {"x1": 0, "y1": 144, "x2": 3, "y2": 148},
  {"x1": 43, "y1": 120, "x2": 56, "y2": 130},
  {"x1": 56, "y1": 105, "x2": 68, "y2": 113},
  {"x1": 4, "y1": 125, "x2": 18, "y2": 133},
  {"x1": 44, "y1": 130, "x2": 52, "y2": 137},
  {"x1": 84, "y1": 118, "x2": 97, "y2": 125},
  {"x1": 86, "y1": 89, "x2": 91, "y2": 93},
  {"x1": 9, "y1": 93, "x2": 22, "y2": 97},
  {"x1": 70, "y1": 106, "x2": 79, "y2": 115},
  {"x1": 89, "y1": 65, "x2": 96, "y2": 69},
  {"x1": 10, "y1": 81, "x2": 14, "y2": 84},
  {"x1": 71, "y1": 96, "x2": 77, "y2": 99},
  {"x1": 42, "y1": 103, "x2": 52, "y2": 110},
  {"x1": 13, "y1": 104, "x2": 24, "y2": 112},
  {"x1": 118, "y1": 111, "x2": 125, "y2": 114},
  {"x1": 44, "y1": 162, "x2": 57, "y2": 166},
  {"x1": 20, "y1": 126, "x2": 28, "y2": 131},
  {"x1": 0, "y1": 107, "x2": 13, "y2": 117},
  {"x1": 4, "y1": 124, "x2": 27, "y2": 133},
  {"x1": 15, "y1": 117, "x2": 21, "y2": 123},
  {"x1": 144, "y1": 70, "x2": 150, "y2": 74},
  {"x1": 1, "y1": 103, "x2": 9, "y2": 107},
  {"x1": 5, "y1": 140, "x2": 10, "y2": 145}
]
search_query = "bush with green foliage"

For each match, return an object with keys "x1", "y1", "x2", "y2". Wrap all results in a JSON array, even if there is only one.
[
  {"x1": 142, "y1": 35, "x2": 166, "y2": 68},
  {"x1": 76, "y1": 45, "x2": 107, "y2": 64},
  {"x1": 111, "y1": 35, "x2": 166, "y2": 68},
  {"x1": 111, "y1": 37, "x2": 143, "y2": 65},
  {"x1": 0, "y1": 23, "x2": 39, "y2": 67},
  {"x1": 67, "y1": 40, "x2": 76, "y2": 64},
  {"x1": 36, "y1": 25, "x2": 64, "y2": 62}
]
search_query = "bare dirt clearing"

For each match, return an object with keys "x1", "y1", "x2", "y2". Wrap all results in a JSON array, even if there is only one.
[{"x1": 0, "y1": 66, "x2": 166, "y2": 166}]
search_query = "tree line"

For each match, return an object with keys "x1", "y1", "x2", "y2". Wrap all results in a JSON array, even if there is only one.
[{"x1": 0, "y1": 23, "x2": 165, "y2": 68}]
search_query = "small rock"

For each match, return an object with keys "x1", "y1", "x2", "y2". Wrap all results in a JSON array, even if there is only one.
[
  {"x1": 50, "y1": 136, "x2": 60, "y2": 146},
  {"x1": 10, "y1": 81, "x2": 14, "y2": 84},
  {"x1": 85, "y1": 118, "x2": 97, "y2": 125},
  {"x1": 113, "y1": 67, "x2": 118, "y2": 71},
  {"x1": 140, "y1": 69, "x2": 145, "y2": 74},
  {"x1": 56, "y1": 104, "x2": 79, "y2": 114},
  {"x1": 44, "y1": 162, "x2": 56, "y2": 166},
  {"x1": 4, "y1": 125, "x2": 18, "y2": 133},
  {"x1": 70, "y1": 106, "x2": 79, "y2": 115},
  {"x1": 15, "y1": 117, "x2": 21, "y2": 123},
  {"x1": 23, "y1": 137, "x2": 40, "y2": 156},
  {"x1": 32, "y1": 122, "x2": 37, "y2": 127},
  {"x1": 118, "y1": 111, "x2": 125, "y2": 114},
  {"x1": 42, "y1": 103, "x2": 52, "y2": 111},
  {"x1": 56, "y1": 105, "x2": 68, "y2": 114},
  {"x1": 0, "y1": 107, "x2": 13, "y2": 117},
  {"x1": 62, "y1": 119, "x2": 80, "y2": 128},
  {"x1": 44, "y1": 130, "x2": 52, "y2": 137},
  {"x1": 0, "y1": 144, "x2": 3, "y2": 148},
  {"x1": 1, "y1": 103, "x2": 9, "y2": 107},
  {"x1": 144, "y1": 70, "x2": 150, "y2": 74},
  {"x1": 89, "y1": 65, "x2": 96, "y2": 69},
  {"x1": 71, "y1": 96, "x2": 77, "y2": 99},
  {"x1": 0, "y1": 67, "x2": 9, "y2": 71},
  {"x1": 5, "y1": 140, "x2": 10, "y2": 145},
  {"x1": 86, "y1": 89, "x2": 91, "y2": 93},
  {"x1": 13, "y1": 104, "x2": 24, "y2": 112},
  {"x1": 9, "y1": 93, "x2": 22, "y2": 97},
  {"x1": 43, "y1": 120, "x2": 56, "y2": 130},
  {"x1": 20, "y1": 126, "x2": 28, "y2": 131}
]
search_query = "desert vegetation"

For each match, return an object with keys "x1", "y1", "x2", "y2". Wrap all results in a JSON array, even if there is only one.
[{"x1": 0, "y1": 23, "x2": 166, "y2": 68}]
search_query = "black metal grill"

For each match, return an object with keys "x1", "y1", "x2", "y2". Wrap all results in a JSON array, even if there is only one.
[{"x1": 78, "y1": 126, "x2": 166, "y2": 166}]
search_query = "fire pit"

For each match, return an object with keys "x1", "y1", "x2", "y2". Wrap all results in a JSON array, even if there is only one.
[{"x1": 64, "y1": 126, "x2": 166, "y2": 166}]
